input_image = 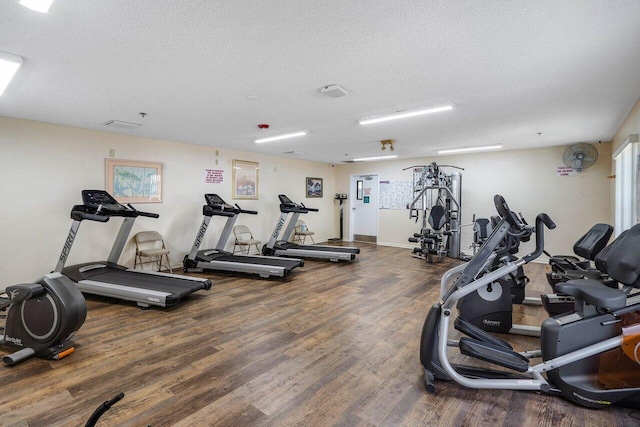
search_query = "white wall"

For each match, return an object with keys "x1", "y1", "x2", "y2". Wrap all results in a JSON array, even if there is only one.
[
  {"x1": 336, "y1": 144, "x2": 613, "y2": 259},
  {"x1": 0, "y1": 113, "x2": 622, "y2": 289},
  {"x1": 0, "y1": 116, "x2": 337, "y2": 286},
  {"x1": 611, "y1": 98, "x2": 640, "y2": 154}
]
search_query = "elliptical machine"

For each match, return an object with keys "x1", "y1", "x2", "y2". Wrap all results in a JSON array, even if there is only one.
[
  {"x1": 0, "y1": 272, "x2": 87, "y2": 366},
  {"x1": 456, "y1": 214, "x2": 537, "y2": 336},
  {"x1": 420, "y1": 195, "x2": 640, "y2": 409}
]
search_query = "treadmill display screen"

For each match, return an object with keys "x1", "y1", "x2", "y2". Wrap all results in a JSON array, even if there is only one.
[
  {"x1": 205, "y1": 194, "x2": 225, "y2": 206},
  {"x1": 279, "y1": 194, "x2": 295, "y2": 206},
  {"x1": 205, "y1": 194, "x2": 234, "y2": 210},
  {"x1": 81, "y1": 190, "x2": 126, "y2": 211}
]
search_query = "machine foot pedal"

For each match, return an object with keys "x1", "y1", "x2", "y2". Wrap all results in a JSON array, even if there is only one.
[
  {"x1": 455, "y1": 317, "x2": 513, "y2": 350},
  {"x1": 459, "y1": 337, "x2": 530, "y2": 372}
]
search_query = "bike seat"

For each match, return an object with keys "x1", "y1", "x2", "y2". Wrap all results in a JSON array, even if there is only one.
[{"x1": 555, "y1": 279, "x2": 626, "y2": 310}]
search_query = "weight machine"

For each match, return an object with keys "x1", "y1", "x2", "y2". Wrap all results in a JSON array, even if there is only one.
[{"x1": 405, "y1": 162, "x2": 463, "y2": 261}]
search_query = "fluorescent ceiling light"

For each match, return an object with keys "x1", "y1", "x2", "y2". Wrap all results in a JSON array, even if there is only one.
[
  {"x1": 103, "y1": 120, "x2": 142, "y2": 130},
  {"x1": 0, "y1": 51, "x2": 23, "y2": 96},
  {"x1": 352, "y1": 155, "x2": 398, "y2": 162},
  {"x1": 255, "y1": 130, "x2": 307, "y2": 143},
  {"x1": 437, "y1": 145, "x2": 502, "y2": 154},
  {"x1": 19, "y1": 0, "x2": 54, "y2": 13},
  {"x1": 359, "y1": 104, "x2": 453, "y2": 125}
]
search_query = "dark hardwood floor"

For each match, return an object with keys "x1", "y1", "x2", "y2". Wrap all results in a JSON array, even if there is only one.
[{"x1": 1, "y1": 243, "x2": 638, "y2": 426}]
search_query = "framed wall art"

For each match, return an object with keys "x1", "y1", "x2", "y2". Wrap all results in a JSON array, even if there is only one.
[
  {"x1": 232, "y1": 160, "x2": 259, "y2": 199},
  {"x1": 306, "y1": 177, "x2": 323, "y2": 198},
  {"x1": 105, "y1": 159, "x2": 162, "y2": 203}
]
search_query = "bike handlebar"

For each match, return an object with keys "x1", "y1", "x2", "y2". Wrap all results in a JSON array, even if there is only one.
[{"x1": 522, "y1": 213, "x2": 556, "y2": 263}]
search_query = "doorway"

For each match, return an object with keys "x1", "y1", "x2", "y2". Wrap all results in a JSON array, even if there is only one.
[{"x1": 349, "y1": 174, "x2": 379, "y2": 243}]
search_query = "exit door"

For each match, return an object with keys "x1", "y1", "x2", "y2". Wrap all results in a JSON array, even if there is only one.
[{"x1": 350, "y1": 174, "x2": 378, "y2": 243}]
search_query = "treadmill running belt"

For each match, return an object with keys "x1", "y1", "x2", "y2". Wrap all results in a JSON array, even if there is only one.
[{"x1": 275, "y1": 242, "x2": 360, "y2": 254}]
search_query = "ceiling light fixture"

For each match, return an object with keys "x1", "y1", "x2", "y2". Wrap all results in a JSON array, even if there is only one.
[
  {"x1": 359, "y1": 103, "x2": 453, "y2": 125},
  {"x1": 437, "y1": 144, "x2": 502, "y2": 154},
  {"x1": 19, "y1": 0, "x2": 55, "y2": 13},
  {"x1": 0, "y1": 51, "x2": 23, "y2": 96},
  {"x1": 380, "y1": 139, "x2": 395, "y2": 151},
  {"x1": 255, "y1": 130, "x2": 307, "y2": 143},
  {"x1": 103, "y1": 120, "x2": 142, "y2": 130},
  {"x1": 352, "y1": 155, "x2": 398, "y2": 162}
]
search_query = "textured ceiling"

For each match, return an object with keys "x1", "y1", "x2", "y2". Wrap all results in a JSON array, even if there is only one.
[{"x1": 2, "y1": 1, "x2": 640, "y2": 164}]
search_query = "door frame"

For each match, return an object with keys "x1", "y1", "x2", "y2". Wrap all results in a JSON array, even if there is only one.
[{"x1": 349, "y1": 173, "x2": 379, "y2": 242}]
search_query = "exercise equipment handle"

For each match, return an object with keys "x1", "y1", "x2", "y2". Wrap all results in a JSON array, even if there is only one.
[
  {"x1": 300, "y1": 203, "x2": 320, "y2": 212},
  {"x1": 85, "y1": 392, "x2": 125, "y2": 427},
  {"x1": 493, "y1": 195, "x2": 524, "y2": 231},
  {"x1": 71, "y1": 209, "x2": 110, "y2": 223},
  {"x1": 128, "y1": 204, "x2": 160, "y2": 219},
  {"x1": 522, "y1": 213, "x2": 556, "y2": 263},
  {"x1": 235, "y1": 204, "x2": 258, "y2": 215}
]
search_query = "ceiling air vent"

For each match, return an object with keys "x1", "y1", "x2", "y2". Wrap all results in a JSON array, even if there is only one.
[{"x1": 103, "y1": 120, "x2": 142, "y2": 130}]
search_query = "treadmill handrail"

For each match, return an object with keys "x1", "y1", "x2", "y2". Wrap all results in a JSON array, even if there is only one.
[
  {"x1": 79, "y1": 190, "x2": 156, "y2": 218},
  {"x1": 277, "y1": 195, "x2": 319, "y2": 213},
  {"x1": 70, "y1": 208, "x2": 110, "y2": 223},
  {"x1": 203, "y1": 204, "x2": 236, "y2": 217},
  {"x1": 128, "y1": 204, "x2": 160, "y2": 219},
  {"x1": 235, "y1": 204, "x2": 258, "y2": 215},
  {"x1": 71, "y1": 202, "x2": 159, "y2": 220},
  {"x1": 279, "y1": 204, "x2": 310, "y2": 213}
]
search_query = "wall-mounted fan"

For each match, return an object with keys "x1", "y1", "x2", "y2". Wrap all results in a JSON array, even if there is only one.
[{"x1": 563, "y1": 143, "x2": 598, "y2": 172}]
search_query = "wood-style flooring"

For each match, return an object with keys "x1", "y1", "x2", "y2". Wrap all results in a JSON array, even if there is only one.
[{"x1": 1, "y1": 243, "x2": 638, "y2": 426}]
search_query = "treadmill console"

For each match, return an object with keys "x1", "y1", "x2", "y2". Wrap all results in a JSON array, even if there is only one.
[
  {"x1": 278, "y1": 194, "x2": 319, "y2": 213},
  {"x1": 81, "y1": 190, "x2": 128, "y2": 212},
  {"x1": 204, "y1": 194, "x2": 234, "y2": 212},
  {"x1": 278, "y1": 194, "x2": 297, "y2": 207}
]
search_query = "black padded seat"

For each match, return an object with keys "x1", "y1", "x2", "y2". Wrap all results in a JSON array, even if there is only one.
[
  {"x1": 549, "y1": 223, "x2": 613, "y2": 273},
  {"x1": 555, "y1": 279, "x2": 626, "y2": 310},
  {"x1": 597, "y1": 225, "x2": 640, "y2": 288},
  {"x1": 429, "y1": 205, "x2": 448, "y2": 231},
  {"x1": 573, "y1": 223, "x2": 614, "y2": 260}
]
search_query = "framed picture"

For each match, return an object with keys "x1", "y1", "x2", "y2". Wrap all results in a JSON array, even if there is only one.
[
  {"x1": 232, "y1": 160, "x2": 259, "y2": 199},
  {"x1": 306, "y1": 177, "x2": 323, "y2": 198},
  {"x1": 105, "y1": 159, "x2": 162, "y2": 203}
]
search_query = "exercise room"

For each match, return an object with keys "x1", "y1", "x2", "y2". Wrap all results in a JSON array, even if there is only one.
[{"x1": 1, "y1": 1, "x2": 640, "y2": 425}]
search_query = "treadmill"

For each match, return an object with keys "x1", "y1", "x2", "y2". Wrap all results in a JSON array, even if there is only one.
[
  {"x1": 55, "y1": 190, "x2": 211, "y2": 308},
  {"x1": 183, "y1": 194, "x2": 304, "y2": 278},
  {"x1": 262, "y1": 195, "x2": 360, "y2": 262}
]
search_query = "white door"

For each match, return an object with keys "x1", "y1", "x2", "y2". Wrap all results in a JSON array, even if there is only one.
[{"x1": 350, "y1": 174, "x2": 378, "y2": 243}]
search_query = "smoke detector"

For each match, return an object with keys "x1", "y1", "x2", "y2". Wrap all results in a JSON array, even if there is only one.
[{"x1": 320, "y1": 84, "x2": 348, "y2": 98}]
